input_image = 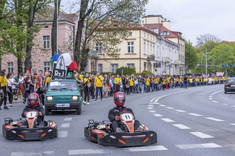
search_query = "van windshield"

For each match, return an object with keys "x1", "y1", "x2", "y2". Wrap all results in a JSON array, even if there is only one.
[{"x1": 48, "y1": 81, "x2": 78, "y2": 91}]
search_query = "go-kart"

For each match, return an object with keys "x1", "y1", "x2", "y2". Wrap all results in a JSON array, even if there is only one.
[
  {"x1": 84, "y1": 111, "x2": 157, "y2": 147},
  {"x1": 2, "y1": 110, "x2": 57, "y2": 140}
]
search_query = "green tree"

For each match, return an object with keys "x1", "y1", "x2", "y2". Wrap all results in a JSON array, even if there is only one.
[
  {"x1": 73, "y1": 0, "x2": 148, "y2": 71},
  {"x1": 185, "y1": 40, "x2": 198, "y2": 72}
]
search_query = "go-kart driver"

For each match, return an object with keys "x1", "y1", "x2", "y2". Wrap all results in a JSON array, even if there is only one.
[
  {"x1": 21, "y1": 93, "x2": 45, "y2": 125},
  {"x1": 108, "y1": 92, "x2": 143, "y2": 132}
]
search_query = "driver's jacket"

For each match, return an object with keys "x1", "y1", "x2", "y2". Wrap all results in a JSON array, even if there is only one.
[
  {"x1": 108, "y1": 107, "x2": 134, "y2": 122},
  {"x1": 21, "y1": 105, "x2": 45, "y2": 122}
]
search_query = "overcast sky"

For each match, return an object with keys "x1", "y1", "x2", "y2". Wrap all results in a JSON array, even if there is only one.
[
  {"x1": 61, "y1": 0, "x2": 235, "y2": 46},
  {"x1": 145, "y1": 0, "x2": 235, "y2": 45}
]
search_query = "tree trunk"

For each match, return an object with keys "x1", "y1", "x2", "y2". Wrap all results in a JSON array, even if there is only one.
[
  {"x1": 25, "y1": 2, "x2": 34, "y2": 71},
  {"x1": 51, "y1": 0, "x2": 61, "y2": 56},
  {"x1": 0, "y1": 0, "x2": 6, "y2": 18},
  {"x1": 17, "y1": 58, "x2": 23, "y2": 75},
  {"x1": 74, "y1": 0, "x2": 89, "y2": 69},
  {"x1": 80, "y1": 47, "x2": 89, "y2": 71}
]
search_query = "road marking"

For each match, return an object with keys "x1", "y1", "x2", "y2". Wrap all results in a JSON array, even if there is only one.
[
  {"x1": 61, "y1": 123, "x2": 71, "y2": 128},
  {"x1": 153, "y1": 114, "x2": 162, "y2": 117},
  {"x1": 212, "y1": 100, "x2": 218, "y2": 103},
  {"x1": 58, "y1": 131, "x2": 68, "y2": 138},
  {"x1": 206, "y1": 117, "x2": 224, "y2": 122},
  {"x1": 209, "y1": 97, "x2": 213, "y2": 100},
  {"x1": 159, "y1": 104, "x2": 166, "y2": 107},
  {"x1": 173, "y1": 124, "x2": 191, "y2": 129},
  {"x1": 176, "y1": 143, "x2": 221, "y2": 149},
  {"x1": 188, "y1": 113, "x2": 202, "y2": 117},
  {"x1": 166, "y1": 107, "x2": 174, "y2": 109},
  {"x1": 127, "y1": 145, "x2": 168, "y2": 152},
  {"x1": 149, "y1": 110, "x2": 156, "y2": 113},
  {"x1": 69, "y1": 149, "x2": 106, "y2": 155},
  {"x1": 11, "y1": 151, "x2": 55, "y2": 156},
  {"x1": 147, "y1": 107, "x2": 153, "y2": 109},
  {"x1": 154, "y1": 91, "x2": 186, "y2": 104},
  {"x1": 64, "y1": 117, "x2": 73, "y2": 121},
  {"x1": 230, "y1": 123, "x2": 235, "y2": 126},
  {"x1": 222, "y1": 103, "x2": 228, "y2": 106},
  {"x1": 232, "y1": 106, "x2": 235, "y2": 108},
  {"x1": 150, "y1": 98, "x2": 157, "y2": 103},
  {"x1": 190, "y1": 132, "x2": 214, "y2": 138},
  {"x1": 161, "y1": 118, "x2": 175, "y2": 123},
  {"x1": 148, "y1": 105, "x2": 153, "y2": 107},
  {"x1": 176, "y1": 109, "x2": 186, "y2": 113}
]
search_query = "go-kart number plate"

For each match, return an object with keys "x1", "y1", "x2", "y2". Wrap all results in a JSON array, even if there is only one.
[
  {"x1": 120, "y1": 113, "x2": 134, "y2": 121},
  {"x1": 55, "y1": 103, "x2": 70, "y2": 107},
  {"x1": 26, "y1": 112, "x2": 37, "y2": 118}
]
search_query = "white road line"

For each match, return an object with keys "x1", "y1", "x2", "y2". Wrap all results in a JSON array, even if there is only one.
[
  {"x1": 188, "y1": 113, "x2": 202, "y2": 117},
  {"x1": 161, "y1": 118, "x2": 175, "y2": 123},
  {"x1": 147, "y1": 107, "x2": 153, "y2": 109},
  {"x1": 222, "y1": 103, "x2": 228, "y2": 106},
  {"x1": 153, "y1": 114, "x2": 162, "y2": 117},
  {"x1": 166, "y1": 107, "x2": 174, "y2": 109},
  {"x1": 127, "y1": 145, "x2": 168, "y2": 152},
  {"x1": 212, "y1": 100, "x2": 218, "y2": 103},
  {"x1": 230, "y1": 123, "x2": 235, "y2": 126},
  {"x1": 148, "y1": 105, "x2": 153, "y2": 107},
  {"x1": 159, "y1": 104, "x2": 166, "y2": 107},
  {"x1": 206, "y1": 117, "x2": 224, "y2": 122},
  {"x1": 69, "y1": 149, "x2": 106, "y2": 155},
  {"x1": 176, "y1": 109, "x2": 186, "y2": 113},
  {"x1": 232, "y1": 106, "x2": 235, "y2": 108},
  {"x1": 150, "y1": 98, "x2": 157, "y2": 103},
  {"x1": 154, "y1": 91, "x2": 186, "y2": 104},
  {"x1": 176, "y1": 143, "x2": 221, "y2": 149},
  {"x1": 149, "y1": 110, "x2": 156, "y2": 113},
  {"x1": 209, "y1": 97, "x2": 213, "y2": 100},
  {"x1": 61, "y1": 123, "x2": 71, "y2": 128},
  {"x1": 11, "y1": 151, "x2": 55, "y2": 156},
  {"x1": 58, "y1": 131, "x2": 68, "y2": 138},
  {"x1": 173, "y1": 124, "x2": 191, "y2": 129},
  {"x1": 64, "y1": 117, "x2": 73, "y2": 121},
  {"x1": 190, "y1": 132, "x2": 214, "y2": 138}
]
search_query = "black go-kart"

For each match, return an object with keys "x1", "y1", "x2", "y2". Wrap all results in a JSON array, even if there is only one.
[
  {"x1": 84, "y1": 112, "x2": 157, "y2": 147},
  {"x1": 2, "y1": 110, "x2": 57, "y2": 140}
]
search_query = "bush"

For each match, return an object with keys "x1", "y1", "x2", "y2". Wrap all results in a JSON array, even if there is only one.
[
  {"x1": 141, "y1": 70, "x2": 154, "y2": 76},
  {"x1": 116, "y1": 67, "x2": 136, "y2": 75}
]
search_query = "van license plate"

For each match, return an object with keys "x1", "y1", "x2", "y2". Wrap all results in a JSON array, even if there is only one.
[{"x1": 55, "y1": 104, "x2": 70, "y2": 107}]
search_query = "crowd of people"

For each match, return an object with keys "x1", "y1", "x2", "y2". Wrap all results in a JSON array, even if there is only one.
[{"x1": 0, "y1": 68, "x2": 227, "y2": 109}]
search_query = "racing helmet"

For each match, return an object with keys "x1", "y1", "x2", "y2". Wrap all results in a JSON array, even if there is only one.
[
  {"x1": 114, "y1": 92, "x2": 125, "y2": 107},
  {"x1": 28, "y1": 93, "x2": 39, "y2": 108}
]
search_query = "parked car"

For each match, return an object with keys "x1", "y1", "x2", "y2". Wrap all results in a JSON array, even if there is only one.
[
  {"x1": 224, "y1": 78, "x2": 235, "y2": 94},
  {"x1": 45, "y1": 79, "x2": 82, "y2": 115}
]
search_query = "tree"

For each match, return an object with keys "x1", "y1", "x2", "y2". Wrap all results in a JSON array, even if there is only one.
[
  {"x1": 196, "y1": 33, "x2": 220, "y2": 47},
  {"x1": 185, "y1": 41, "x2": 198, "y2": 72},
  {"x1": 51, "y1": 0, "x2": 61, "y2": 56},
  {"x1": 74, "y1": 0, "x2": 148, "y2": 71}
]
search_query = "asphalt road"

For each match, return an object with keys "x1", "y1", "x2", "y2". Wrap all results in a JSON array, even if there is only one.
[{"x1": 1, "y1": 84, "x2": 235, "y2": 156}]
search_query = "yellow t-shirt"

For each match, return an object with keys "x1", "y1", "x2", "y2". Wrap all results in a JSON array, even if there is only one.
[
  {"x1": 129, "y1": 78, "x2": 134, "y2": 86},
  {"x1": 115, "y1": 78, "x2": 121, "y2": 85},
  {"x1": 95, "y1": 76, "x2": 103, "y2": 87},
  {"x1": 75, "y1": 74, "x2": 83, "y2": 86},
  {"x1": 83, "y1": 77, "x2": 90, "y2": 87},
  {"x1": 180, "y1": 79, "x2": 182, "y2": 82},
  {"x1": 162, "y1": 79, "x2": 166, "y2": 85},
  {"x1": 155, "y1": 79, "x2": 159, "y2": 84},
  {"x1": 0, "y1": 76, "x2": 7, "y2": 87},
  {"x1": 145, "y1": 78, "x2": 150, "y2": 86},
  {"x1": 176, "y1": 78, "x2": 179, "y2": 82},
  {"x1": 189, "y1": 79, "x2": 193, "y2": 83},
  {"x1": 45, "y1": 77, "x2": 51, "y2": 84}
]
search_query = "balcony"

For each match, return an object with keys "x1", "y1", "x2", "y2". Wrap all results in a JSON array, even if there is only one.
[
  {"x1": 147, "y1": 54, "x2": 155, "y2": 61},
  {"x1": 162, "y1": 57, "x2": 170, "y2": 62}
]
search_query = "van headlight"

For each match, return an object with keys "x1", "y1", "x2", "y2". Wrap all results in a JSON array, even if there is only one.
[
  {"x1": 72, "y1": 96, "x2": 78, "y2": 100},
  {"x1": 47, "y1": 96, "x2": 53, "y2": 101}
]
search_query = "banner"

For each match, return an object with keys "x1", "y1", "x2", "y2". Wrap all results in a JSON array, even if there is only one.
[{"x1": 216, "y1": 72, "x2": 224, "y2": 77}]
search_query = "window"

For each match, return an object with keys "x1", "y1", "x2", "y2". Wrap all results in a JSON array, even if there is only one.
[
  {"x1": 111, "y1": 64, "x2": 118, "y2": 73},
  {"x1": 44, "y1": 25, "x2": 49, "y2": 29},
  {"x1": 44, "y1": 62, "x2": 50, "y2": 73},
  {"x1": 127, "y1": 64, "x2": 135, "y2": 68},
  {"x1": 127, "y1": 42, "x2": 134, "y2": 53},
  {"x1": 98, "y1": 64, "x2": 103, "y2": 73},
  {"x1": 7, "y1": 62, "x2": 13, "y2": 73},
  {"x1": 43, "y1": 36, "x2": 50, "y2": 49},
  {"x1": 129, "y1": 32, "x2": 133, "y2": 37},
  {"x1": 96, "y1": 43, "x2": 102, "y2": 54}
]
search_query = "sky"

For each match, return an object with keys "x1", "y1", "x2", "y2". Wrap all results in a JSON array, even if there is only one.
[
  {"x1": 61, "y1": 0, "x2": 235, "y2": 46},
  {"x1": 145, "y1": 0, "x2": 235, "y2": 45}
]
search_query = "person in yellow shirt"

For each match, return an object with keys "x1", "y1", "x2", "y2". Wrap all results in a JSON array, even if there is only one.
[
  {"x1": 83, "y1": 73, "x2": 90, "y2": 104},
  {"x1": 145, "y1": 76, "x2": 150, "y2": 92},
  {"x1": 114, "y1": 74, "x2": 122, "y2": 92},
  {"x1": 179, "y1": 77, "x2": 183, "y2": 88},
  {"x1": 0, "y1": 69, "x2": 8, "y2": 109},
  {"x1": 45, "y1": 71, "x2": 52, "y2": 89},
  {"x1": 162, "y1": 77, "x2": 166, "y2": 90},
  {"x1": 95, "y1": 73, "x2": 103, "y2": 101},
  {"x1": 155, "y1": 77, "x2": 159, "y2": 91},
  {"x1": 129, "y1": 75, "x2": 135, "y2": 94}
]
